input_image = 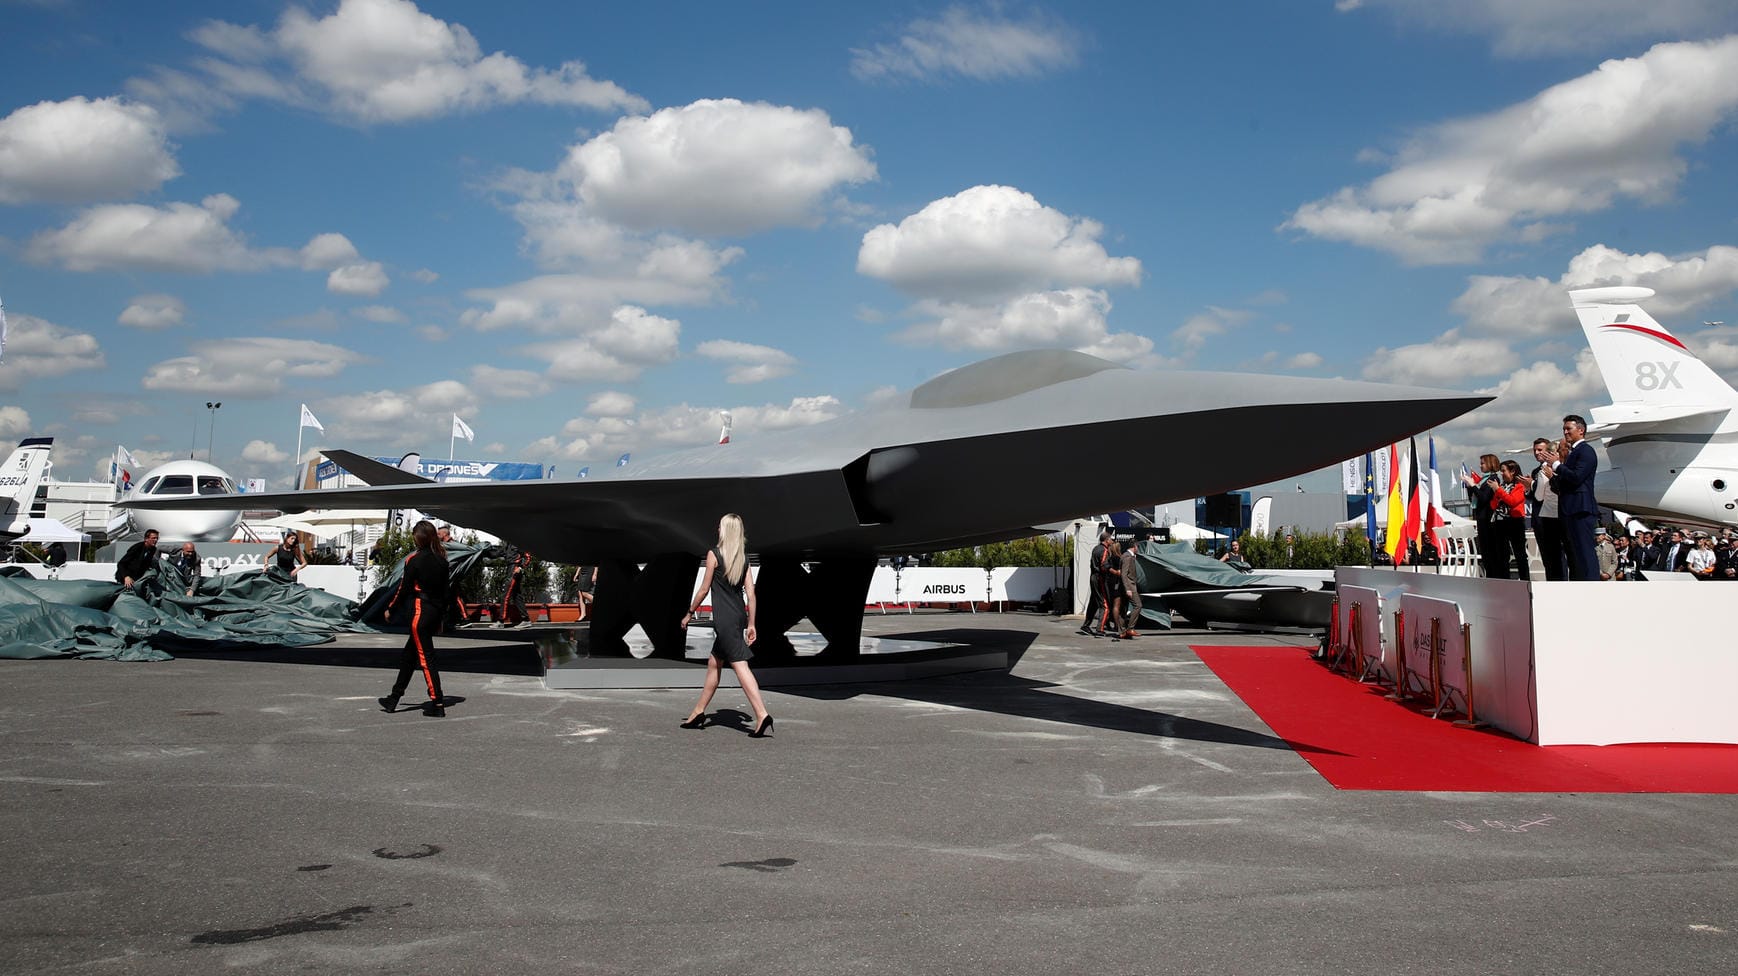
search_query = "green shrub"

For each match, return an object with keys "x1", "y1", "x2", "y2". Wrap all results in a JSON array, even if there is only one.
[{"x1": 929, "y1": 533, "x2": 1070, "y2": 568}]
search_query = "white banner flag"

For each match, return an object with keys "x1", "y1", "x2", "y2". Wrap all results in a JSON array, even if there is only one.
[
  {"x1": 116, "y1": 444, "x2": 138, "y2": 468},
  {"x1": 299, "y1": 404, "x2": 324, "y2": 431},
  {"x1": 1341, "y1": 458, "x2": 1361, "y2": 495},
  {"x1": 452, "y1": 414, "x2": 475, "y2": 442}
]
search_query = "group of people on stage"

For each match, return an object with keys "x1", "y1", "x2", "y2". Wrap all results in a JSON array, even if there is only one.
[
  {"x1": 1464, "y1": 412, "x2": 1734, "y2": 581},
  {"x1": 1464, "y1": 414, "x2": 1602, "y2": 580}
]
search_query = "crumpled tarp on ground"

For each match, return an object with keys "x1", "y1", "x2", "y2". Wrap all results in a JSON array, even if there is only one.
[
  {"x1": 1123, "y1": 540, "x2": 1314, "y2": 629},
  {"x1": 354, "y1": 541, "x2": 497, "y2": 627},
  {"x1": 1131, "y1": 540, "x2": 1331, "y2": 630},
  {"x1": 0, "y1": 562, "x2": 375, "y2": 661},
  {"x1": 0, "y1": 541, "x2": 503, "y2": 661}
]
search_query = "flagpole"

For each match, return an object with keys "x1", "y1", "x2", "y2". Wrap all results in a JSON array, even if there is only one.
[
  {"x1": 450, "y1": 414, "x2": 456, "y2": 463},
  {"x1": 294, "y1": 423, "x2": 303, "y2": 492}
]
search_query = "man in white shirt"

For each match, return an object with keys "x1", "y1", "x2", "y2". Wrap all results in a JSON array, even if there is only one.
[{"x1": 1528, "y1": 437, "x2": 1567, "y2": 580}]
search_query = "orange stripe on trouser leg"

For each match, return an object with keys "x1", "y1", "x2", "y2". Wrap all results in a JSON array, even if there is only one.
[{"x1": 411, "y1": 599, "x2": 438, "y2": 700}]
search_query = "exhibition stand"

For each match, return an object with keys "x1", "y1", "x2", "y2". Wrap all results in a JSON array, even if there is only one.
[{"x1": 1331, "y1": 568, "x2": 1738, "y2": 746}]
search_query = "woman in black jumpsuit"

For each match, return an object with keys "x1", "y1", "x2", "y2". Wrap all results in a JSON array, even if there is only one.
[
  {"x1": 679, "y1": 513, "x2": 772, "y2": 737},
  {"x1": 379, "y1": 520, "x2": 452, "y2": 717}
]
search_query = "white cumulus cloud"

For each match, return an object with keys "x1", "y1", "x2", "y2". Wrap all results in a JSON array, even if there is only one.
[
  {"x1": 141, "y1": 337, "x2": 365, "y2": 395},
  {"x1": 469, "y1": 364, "x2": 551, "y2": 398},
  {"x1": 160, "y1": 0, "x2": 646, "y2": 126},
  {"x1": 1362, "y1": 328, "x2": 1518, "y2": 384},
  {"x1": 26, "y1": 194, "x2": 278, "y2": 273},
  {"x1": 695, "y1": 340, "x2": 798, "y2": 383},
  {"x1": 1453, "y1": 243, "x2": 1738, "y2": 336},
  {"x1": 1341, "y1": 1, "x2": 1738, "y2": 57},
  {"x1": 323, "y1": 379, "x2": 481, "y2": 444},
  {"x1": 851, "y1": 6, "x2": 1084, "y2": 82},
  {"x1": 520, "y1": 305, "x2": 683, "y2": 382},
  {"x1": 859, "y1": 185, "x2": 1141, "y2": 302},
  {"x1": 585, "y1": 391, "x2": 637, "y2": 416},
  {"x1": 118, "y1": 294, "x2": 187, "y2": 329},
  {"x1": 327, "y1": 262, "x2": 390, "y2": 296},
  {"x1": 0, "y1": 406, "x2": 32, "y2": 439},
  {"x1": 300, "y1": 232, "x2": 362, "y2": 269},
  {"x1": 560, "y1": 98, "x2": 877, "y2": 236},
  {"x1": 0, "y1": 96, "x2": 179, "y2": 203},
  {"x1": 0, "y1": 313, "x2": 106, "y2": 392},
  {"x1": 240, "y1": 439, "x2": 290, "y2": 464},
  {"x1": 1283, "y1": 35, "x2": 1738, "y2": 264}
]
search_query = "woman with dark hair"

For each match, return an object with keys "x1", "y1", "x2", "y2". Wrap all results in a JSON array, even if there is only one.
[
  {"x1": 1462, "y1": 454, "x2": 1507, "y2": 579},
  {"x1": 679, "y1": 513, "x2": 772, "y2": 737},
  {"x1": 379, "y1": 520, "x2": 453, "y2": 718},
  {"x1": 271, "y1": 530, "x2": 308, "y2": 582},
  {"x1": 1493, "y1": 460, "x2": 1532, "y2": 580}
]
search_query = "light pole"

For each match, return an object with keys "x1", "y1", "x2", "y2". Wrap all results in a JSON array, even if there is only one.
[{"x1": 206, "y1": 401, "x2": 222, "y2": 462}]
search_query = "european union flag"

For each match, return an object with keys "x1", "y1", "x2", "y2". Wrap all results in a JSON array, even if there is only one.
[
  {"x1": 1362, "y1": 452, "x2": 1377, "y2": 550},
  {"x1": 616, "y1": 452, "x2": 630, "y2": 467}
]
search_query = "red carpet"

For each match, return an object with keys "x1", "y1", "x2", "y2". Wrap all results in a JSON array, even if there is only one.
[{"x1": 1193, "y1": 645, "x2": 1738, "y2": 793}]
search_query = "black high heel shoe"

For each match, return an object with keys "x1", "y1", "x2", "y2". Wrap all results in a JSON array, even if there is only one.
[
  {"x1": 679, "y1": 712, "x2": 707, "y2": 729},
  {"x1": 750, "y1": 715, "x2": 774, "y2": 738}
]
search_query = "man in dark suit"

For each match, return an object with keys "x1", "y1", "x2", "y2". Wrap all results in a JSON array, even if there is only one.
[
  {"x1": 1634, "y1": 529, "x2": 1660, "y2": 572},
  {"x1": 1547, "y1": 414, "x2": 1600, "y2": 581},
  {"x1": 1079, "y1": 528, "x2": 1110, "y2": 636},
  {"x1": 1654, "y1": 527, "x2": 1682, "y2": 573}
]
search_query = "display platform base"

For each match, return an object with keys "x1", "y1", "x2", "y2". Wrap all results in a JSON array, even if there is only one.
[
  {"x1": 534, "y1": 624, "x2": 1007, "y2": 690},
  {"x1": 1334, "y1": 568, "x2": 1738, "y2": 746}
]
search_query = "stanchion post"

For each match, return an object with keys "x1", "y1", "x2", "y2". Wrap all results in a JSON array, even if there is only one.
[
  {"x1": 1386, "y1": 609, "x2": 1408, "y2": 701},
  {"x1": 1453, "y1": 622, "x2": 1484, "y2": 728},
  {"x1": 1428, "y1": 615, "x2": 1448, "y2": 719},
  {"x1": 1323, "y1": 595, "x2": 1340, "y2": 663}
]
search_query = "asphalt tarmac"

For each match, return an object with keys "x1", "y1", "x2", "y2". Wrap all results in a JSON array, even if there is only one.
[{"x1": 3, "y1": 612, "x2": 1736, "y2": 975}]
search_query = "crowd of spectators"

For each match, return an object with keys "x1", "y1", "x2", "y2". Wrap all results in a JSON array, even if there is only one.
[{"x1": 1612, "y1": 525, "x2": 1738, "y2": 581}]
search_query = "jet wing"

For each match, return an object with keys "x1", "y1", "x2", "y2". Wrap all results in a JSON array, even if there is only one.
[
  {"x1": 322, "y1": 450, "x2": 435, "y2": 485},
  {"x1": 121, "y1": 469, "x2": 865, "y2": 562},
  {"x1": 120, "y1": 350, "x2": 1493, "y2": 564}
]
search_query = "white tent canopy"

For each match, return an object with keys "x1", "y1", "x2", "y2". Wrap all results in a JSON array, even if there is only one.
[
  {"x1": 1162, "y1": 522, "x2": 1226, "y2": 541},
  {"x1": 259, "y1": 510, "x2": 390, "y2": 541},
  {"x1": 1335, "y1": 507, "x2": 1473, "y2": 533},
  {"x1": 16, "y1": 518, "x2": 89, "y2": 544}
]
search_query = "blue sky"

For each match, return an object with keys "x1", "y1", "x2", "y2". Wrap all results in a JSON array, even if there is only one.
[{"x1": 3, "y1": 0, "x2": 1738, "y2": 494}]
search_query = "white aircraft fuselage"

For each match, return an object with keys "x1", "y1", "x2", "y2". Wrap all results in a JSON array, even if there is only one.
[
  {"x1": 1572, "y1": 286, "x2": 1738, "y2": 528},
  {"x1": 125, "y1": 459, "x2": 245, "y2": 542}
]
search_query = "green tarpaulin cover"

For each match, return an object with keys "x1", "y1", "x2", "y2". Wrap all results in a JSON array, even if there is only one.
[{"x1": 0, "y1": 541, "x2": 499, "y2": 661}]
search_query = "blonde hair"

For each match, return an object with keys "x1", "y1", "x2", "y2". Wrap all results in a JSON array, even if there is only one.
[{"x1": 717, "y1": 513, "x2": 747, "y2": 585}]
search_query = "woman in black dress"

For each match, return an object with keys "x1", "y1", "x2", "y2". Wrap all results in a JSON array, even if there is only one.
[
  {"x1": 679, "y1": 514, "x2": 772, "y2": 737},
  {"x1": 379, "y1": 520, "x2": 453, "y2": 718},
  {"x1": 271, "y1": 530, "x2": 308, "y2": 582}
]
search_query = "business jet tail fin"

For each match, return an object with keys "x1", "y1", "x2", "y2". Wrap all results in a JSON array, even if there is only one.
[
  {"x1": 0, "y1": 437, "x2": 54, "y2": 534},
  {"x1": 1572, "y1": 286, "x2": 1738, "y2": 416}
]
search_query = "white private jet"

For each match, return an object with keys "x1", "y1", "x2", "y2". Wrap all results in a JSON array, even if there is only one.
[
  {"x1": 0, "y1": 437, "x2": 58, "y2": 540},
  {"x1": 123, "y1": 459, "x2": 245, "y2": 542},
  {"x1": 1571, "y1": 285, "x2": 1738, "y2": 527}
]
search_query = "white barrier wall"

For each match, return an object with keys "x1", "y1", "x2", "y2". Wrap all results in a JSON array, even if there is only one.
[
  {"x1": 1336, "y1": 568, "x2": 1537, "y2": 743},
  {"x1": 1336, "y1": 568, "x2": 1738, "y2": 746},
  {"x1": 12, "y1": 561, "x2": 1068, "y2": 613},
  {"x1": 1530, "y1": 581, "x2": 1738, "y2": 745}
]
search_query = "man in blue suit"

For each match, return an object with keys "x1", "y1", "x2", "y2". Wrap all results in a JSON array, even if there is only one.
[{"x1": 1547, "y1": 414, "x2": 1600, "y2": 581}]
